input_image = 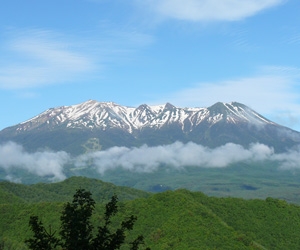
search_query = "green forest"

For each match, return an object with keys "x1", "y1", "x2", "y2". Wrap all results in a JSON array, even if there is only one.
[{"x1": 1, "y1": 176, "x2": 300, "y2": 249}]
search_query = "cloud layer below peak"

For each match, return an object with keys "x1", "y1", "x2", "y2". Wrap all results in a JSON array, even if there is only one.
[
  {"x1": 1, "y1": 141, "x2": 299, "y2": 183},
  {"x1": 73, "y1": 141, "x2": 300, "y2": 174},
  {"x1": 76, "y1": 142, "x2": 276, "y2": 174}
]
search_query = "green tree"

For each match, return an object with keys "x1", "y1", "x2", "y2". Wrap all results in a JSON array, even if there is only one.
[
  {"x1": 60, "y1": 189, "x2": 95, "y2": 249},
  {"x1": 25, "y1": 188, "x2": 148, "y2": 250},
  {"x1": 25, "y1": 216, "x2": 60, "y2": 250},
  {"x1": 0, "y1": 239, "x2": 4, "y2": 250},
  {"x1": 92, "y1": 195, "x2": 147, "y2": 249}
]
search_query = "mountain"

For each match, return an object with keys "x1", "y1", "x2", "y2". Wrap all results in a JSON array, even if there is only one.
[{"x1": 1, "y1": 100, "x2": 300, "y2": 154}]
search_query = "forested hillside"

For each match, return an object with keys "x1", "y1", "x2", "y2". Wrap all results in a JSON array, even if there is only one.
[
  {"x1": 0, "y1": 176, "x2": 150, "y2": 203},
  {"x1": 1, "y1": 177, "x2": 300, "y2": 249}
]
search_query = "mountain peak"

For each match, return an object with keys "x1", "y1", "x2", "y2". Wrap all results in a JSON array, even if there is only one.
[
  {"x1": 136, "y1": 104, "x2": 150, "y2": 110},
  {"x1": 163, "y1": 102, "x2": 176, "y2": 110},
  {"x1": 84, "y1": 99, "x2": 98, "y2": 104},
  {"x1": 10, "y1": 100, "x2": 276, "y2": 133},
  {"x1": 205, "y1": 102, "x2": 272, "y2": 125},
  {"x1": 208, "y1": 102, "x2": 227, "y2": 113},
  {"x1": 1, "y1": 100, "x2": 299, "y2": 153}
]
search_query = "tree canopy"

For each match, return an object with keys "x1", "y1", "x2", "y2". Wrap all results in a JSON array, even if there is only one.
[{"x1": 25, "y1": 188, "x2": 148, "y2": 250}]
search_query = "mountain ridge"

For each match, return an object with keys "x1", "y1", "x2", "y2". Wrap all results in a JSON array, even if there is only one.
[
  {"x1": 0, "y1": 100, "x2": 299, "y2": 154},
  {"x1": 7, "y1": 100, "x2": 276, "y2": 133}
]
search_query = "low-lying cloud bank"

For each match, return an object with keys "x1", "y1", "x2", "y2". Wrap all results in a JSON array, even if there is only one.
[
  {"x1": 75, "y1": 142, "x2": 275, "y2": 173},
  {"x1": 0, "y1": 141, "x2": 69, "y2": 181},
  {"x1": 0, "y1": 141, "x2": 300, "y2": 182}
]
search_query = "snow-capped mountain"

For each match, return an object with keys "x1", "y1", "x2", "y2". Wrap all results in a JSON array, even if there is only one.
[
  {"x1": 15, "y1": 100, "x2": 274, "y2": 132},
  {"x1": 1, "y1": 100, "x2": 299, "y2": 154}
]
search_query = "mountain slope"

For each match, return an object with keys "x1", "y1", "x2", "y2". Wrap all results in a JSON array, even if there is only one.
[
  {"x1": 2, "y1": 182, "x2": 300, "y2": 249},
  {"x1": 1, "y1": 100, "x2": 299, "y2": 154}
]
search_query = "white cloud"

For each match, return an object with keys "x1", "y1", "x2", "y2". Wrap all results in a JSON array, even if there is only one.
[
  {"x1": 0, "y1": 141, "x2": 69, "y2": 181},
  {"x1": 269, "y1": 145, "x2": 300, "y2": 170},
  {"x1": 136, "y1": 0, "x2": 284, "y2": 22},
  {"x1": 0, "y1": 27, "x2": 153, "y2": 90},
  {"x1": 167, "y1": 75, "x2": 296, "y2": 111},
  {"x1": 0, "y1": 29, "x2": 94, "y2": 89},
  {"x1": 1, "y1": 141, "x2": 300, "y2": 181},
  {"x1": 75, "y1": 142, "x2": 277, "y2": 174}
]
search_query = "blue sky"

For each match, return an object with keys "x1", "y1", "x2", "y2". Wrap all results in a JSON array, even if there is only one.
[{"x1": 1, "y1": 0, "x2": 300, "y2": 131}]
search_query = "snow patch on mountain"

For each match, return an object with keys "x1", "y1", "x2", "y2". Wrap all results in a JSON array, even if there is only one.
[{"x1": 17, "y1": 100, "x2": 276, "y2": 133}]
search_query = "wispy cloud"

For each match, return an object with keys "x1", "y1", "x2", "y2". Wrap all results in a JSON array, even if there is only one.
[
  {"x1": 90, "y1": 21, "x2": 154, "y2": 62},
  {"x1": 284, "y1": 30, "x2": 300, "y2": 45},
  {"x1": 226, "y1": 28, "x2": 259, "y2": 52},
  {"x1": 0, "y1": 29, "x2": 94, "y2": 89},
  {"x1": 166, "y1": 75, "x2": 296, "y2": 111},
  {"x1": 159, "y1": 68, "x2": 300, "y2": 130},
  {"x1": 135, "y1": 0, "x2": 284, "y2": 22},
  {"x1": 0, "y1": 27, "x2": 153, "y2": 90}
]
